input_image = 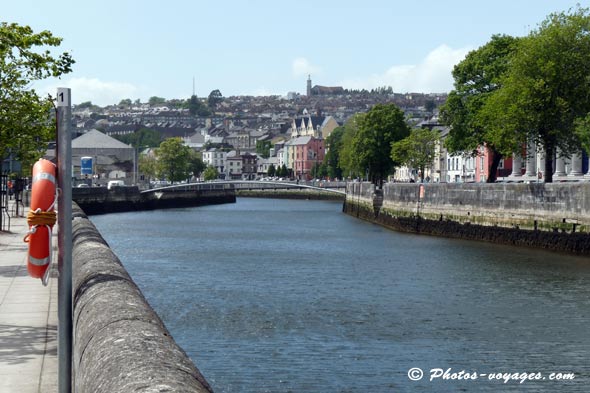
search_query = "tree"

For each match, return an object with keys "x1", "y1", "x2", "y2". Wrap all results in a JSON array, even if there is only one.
[
  {"x1": 148, "y1": 96, "x2": 166, "y2": 106},
  {"x1": 482, "y1": 6, "x2": 590, "y2": 183},
  {"x1": 391, "y1": 128, "x2": 439, "y2": 182},
  {"x1": 118, "y1": 98, "x2": 132, "y2": 107},
  {"x1": 342, "y1": 103, "x2": 410, "y2": 187},
  {"x1": 113, "y1": 127, "x2": 161, "y2": 148},
  {"x1": 207, "y1": 89, "x2": 223, "y2": 109},
  {"x1": 311, "y1": 162, "x2": 327, "y2": 179},
  {"x1": 324, "y1": 126, "x2": 345, "y2": 180},
  {"x1": 188, "y1": 151, "x2": 206, "y2": 179},
  {"x1": 339, "y1": 114, "x2": 363, "y2": 179},
  {"x1": 278, "y1": 164, "x2": 288, "y2": 178},
  {"x1": 155, "y1": 138, "x2": 192, "y2": 183},
  {"x1": 203, "y1": 166, "x2": 219, "y2": 181},
  {"x1": 267, "y1": 164, "x2": 276, "y2": 177},
  {"x1": 0, "y1": 23, "x2": 74, "y2": 173},
  {"x1": 256, "y1": 140, "x2": 271, "y2": 158},
  {"x1": 439, "y1": 34, "x2": 520, "y2": 183},
  {"x1": 138, "y1": 153, "x2": 157, "y2": 183},
  {"x1": 424, "y1": 100, "x2": 436, "y2": 114},
  {"x1": 188, "y1": 94, "x2": 211, "y2": 117}
]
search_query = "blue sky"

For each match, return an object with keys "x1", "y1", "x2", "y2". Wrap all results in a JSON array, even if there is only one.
[{"x1": 3, "y1": 0, "x2": 585, "y2": 106}]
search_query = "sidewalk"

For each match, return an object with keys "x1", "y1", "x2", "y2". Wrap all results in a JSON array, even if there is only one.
[{"x1": 0, "y1": 203, "x2": 58, "y2": 393}]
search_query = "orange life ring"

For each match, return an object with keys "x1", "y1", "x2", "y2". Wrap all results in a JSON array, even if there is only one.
[{"x1": 24, "y1": 159, "x2": 57, "y2": 280}]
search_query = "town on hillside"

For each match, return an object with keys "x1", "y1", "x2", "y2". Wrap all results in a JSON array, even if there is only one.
[{"x1": 57, "y1": 79, "x2": 450, "y2": 187}]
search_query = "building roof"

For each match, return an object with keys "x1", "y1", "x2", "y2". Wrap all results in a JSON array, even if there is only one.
[
  {"x1": 290, "y1": 136, "x2": 313, "y2": 145},
  {"x1": 72, "y1": 129, "x2": 132, "y2": 149}
]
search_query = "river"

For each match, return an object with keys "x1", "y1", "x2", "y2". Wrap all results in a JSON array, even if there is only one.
[{"x1": 90, "y1": 197, "x2": 590, "y2": 392}]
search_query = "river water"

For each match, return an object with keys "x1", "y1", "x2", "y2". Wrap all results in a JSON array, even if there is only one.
[{"x1": 90, "y1": 198, "x2": 590, "y2": 392}]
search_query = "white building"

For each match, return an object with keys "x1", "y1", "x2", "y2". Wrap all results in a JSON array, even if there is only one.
[
  {"x1": 202, "y1": 148, "x2": 227, "y2": 175},
  {"x1": 446, "y1": 154, "x2": 475, "y2": 182}
]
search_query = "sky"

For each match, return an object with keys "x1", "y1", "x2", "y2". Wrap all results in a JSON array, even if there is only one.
[{"x1": 3, "y1": 0, "x2": 587, "y2": 106}]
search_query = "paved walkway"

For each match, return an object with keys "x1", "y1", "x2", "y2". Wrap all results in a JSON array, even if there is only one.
[{"x1": 0, "y1": 202, "x2": 58, "y2": 393}]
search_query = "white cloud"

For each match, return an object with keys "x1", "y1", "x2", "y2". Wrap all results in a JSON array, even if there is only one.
[
  {"x1": 341, "y1": 44, "x2": 473, "y2": 93},
  {"x1": 292, "y1": 57, "x2": 321, "y2": 77},
  {"x1": 39, "y1": 77, "x2": 141, "y2": 106}
]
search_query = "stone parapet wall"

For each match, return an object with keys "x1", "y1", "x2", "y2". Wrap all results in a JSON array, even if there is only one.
[{"x1": 72, "y1": 203, "x2": 213, "y2": 392}]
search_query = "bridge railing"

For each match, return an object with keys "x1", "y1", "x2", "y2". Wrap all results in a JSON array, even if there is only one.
[{"x1": 141, "y1": 180, "x2": 347, "y2": 195}]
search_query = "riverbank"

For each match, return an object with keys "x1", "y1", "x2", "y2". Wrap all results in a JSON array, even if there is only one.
[
  {"x1": 344, "y1": 182, "x2": 590, "y2": 255},
  {"x1": 73, "y1": 185, "x2": 236, "y2": 215},
  {"x1": 236, "y1": 188, "x2": 344, "y2": 200}
]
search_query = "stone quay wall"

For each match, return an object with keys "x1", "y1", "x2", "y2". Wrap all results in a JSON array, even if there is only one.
[
  {"x1": 237, "y1": 188, "x2": 344, "y2": 200},
  {"x1": 72, "y1": 203, "x2": 213, "y2": 392},
  {"x1": 73, "y1": 186, "x2": 236, "y2": 215},
  {"x1": 344, "y1": 182, "x2": 590, "y2": 254}
]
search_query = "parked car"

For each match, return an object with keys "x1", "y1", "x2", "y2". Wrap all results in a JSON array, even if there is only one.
[{"x1": 107, "y1": 180, "x2": 125, "y2": 190}]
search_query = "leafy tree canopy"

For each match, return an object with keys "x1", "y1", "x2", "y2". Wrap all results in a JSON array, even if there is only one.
[
  {"x1": 324, "y1": 126, "x2": 345, "y2": 180},
  {"x1": 482, "y1": 5, "x2": 590, "y2": 182},
  {"x1": 203, "y1": 165, "x2": 219, "y2": 181},
  {"x1": 113, "y1": 127, "x2": 161, "y2": 148},
  {"x1": 155, "y1": 137, "x2": 193, "y2": 183},
  {"x1": 208, "y1": 89, "x2": 223, "y2": 109},
  {"x1": 391, "y1": 128, "x2": 439, "y2": 182},
  {"x1": 0, "y1": 22, "x2": 74, "y2": 173},
  {"x1": 148, "y1": 96, "x2": 166, "y2": 106},
  {"x1": 340, "y1": 103, "x2": 410, "y2": 186},
  {"x1": 439, "y1": 34, "x2": 520, "y2": 182}
]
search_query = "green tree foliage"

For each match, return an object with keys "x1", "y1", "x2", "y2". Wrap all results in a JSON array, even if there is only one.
[
  {"x1": 148, "y1": 96, "x2": 166, "y2": 106},
  {"x1": 424, "y1": 100, "x2": 436, "y2": 114},
  {"x1": 338, "y1": 114, "x2": 363, "y2": 179},
  {"x1": 324, "y1": 126, "x2": 345, "y2": 180},
  {"x1": 76, "y1": 101, "x2": 94, "y2": 109},
  {"x1": 203, "y1": 165, "x2": 219, "y2": 181},
  {"x1": 391, "y1": 128, "x2": 439, "y2": 182},
  {"x1": 0, "y1": 22, "x2": 74, "y2": 173},
  {"x1": 311, "y1": 162, "x2": 327, "y2": 179},
  {"x1": 138, "y1": 153, "x2": 157, "y2": 183},
  {"x1": 341, "y1": 104, "x2": 410, "y2": 186},
  {"x1": 113, "y1": 127, "x2": 161, "y2": 147},
  {"x1": 277, "y1": 164, "x2": 288, "y2": 178},
  {"x1": 256, "y1": 140, "x2": 271, "y2": 158},
  {"x1": 267, "y1": 163, "x2": 276, "y2": 177},
  {"x1": 482, "y1": 6, "x2": 590, "y2": 183},
  {"x1": 189, "y1": 151, "x2": 206, "y2": 178},
  {"x1": 207, "y1": 89, "x2": 223, "y2": 109},
  {"x1": 439, "y1": 34, "x2": 520, "y2": 182},
  {"x1": 118, "y1": 98, "x2": 132, "y2": 107},
  {"x1": 155, "y1": 137, "x2": 193, "y2": 183},
  {"x1": 188, "y1": 94, "x2": 211, "y2": 117}
]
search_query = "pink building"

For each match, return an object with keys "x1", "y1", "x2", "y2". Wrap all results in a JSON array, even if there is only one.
[
  {"x1": 291, "y1": 136, "x2": 325, "y2": 180},
  {"x1": 474, "y1": 145, "x2": 514, "y2": 182}
]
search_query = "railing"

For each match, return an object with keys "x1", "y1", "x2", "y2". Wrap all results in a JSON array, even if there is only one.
[{"x1": 141, "y1": 180, "x2": 347, "y2": 195}]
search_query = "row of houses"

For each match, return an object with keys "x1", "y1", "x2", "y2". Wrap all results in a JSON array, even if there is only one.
[
  {"x1": 202, "y1": 134, "x2": 326, "y2": 180},
  {"x1": 393, "y1": 118, "x2": 590, "y2": 183}
]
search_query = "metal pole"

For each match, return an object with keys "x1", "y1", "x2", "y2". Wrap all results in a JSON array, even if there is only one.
[{"x1": 56, "y1": 87, "x2": 72, "y2": 393}]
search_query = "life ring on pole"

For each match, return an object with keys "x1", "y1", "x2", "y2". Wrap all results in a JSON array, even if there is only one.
[{"x1": 24, "y1": 159, "x2": 57, "y2": 283}]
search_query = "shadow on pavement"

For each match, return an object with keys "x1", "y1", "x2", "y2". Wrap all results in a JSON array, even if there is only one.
[{"x1": 0, "y1": 323, "x2": 57, "y2": 365}]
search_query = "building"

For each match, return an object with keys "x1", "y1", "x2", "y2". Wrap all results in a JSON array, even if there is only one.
[
  {"x1": 71, "y1": 129, "x2": 134, "y2": 184},
  {"x1": 289, "y1": 109, "x2": 339, "y2": 139},
  {"x1": 202, "y1": 148, "x2": 227, "y2": 177},
  {"x1": 290, "y1": 136, "x2": 325, "y2": 180}
]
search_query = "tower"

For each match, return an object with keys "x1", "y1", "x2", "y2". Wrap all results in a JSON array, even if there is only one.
[{"x1": 307, "y1": 74, "x2": 312, "y2": 97}]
